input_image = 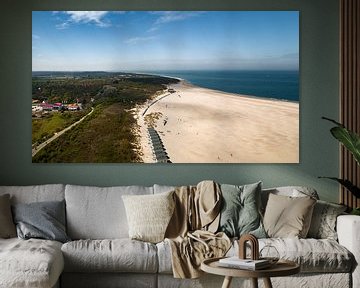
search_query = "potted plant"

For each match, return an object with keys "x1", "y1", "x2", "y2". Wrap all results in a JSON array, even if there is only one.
[{"x1": 320, "y1": 117, "x2": 360, "y2": 215}]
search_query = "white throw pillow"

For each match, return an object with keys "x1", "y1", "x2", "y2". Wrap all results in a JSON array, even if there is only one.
[{"x1": 122, "y1": 191, "x2": 175, "y2": 243}]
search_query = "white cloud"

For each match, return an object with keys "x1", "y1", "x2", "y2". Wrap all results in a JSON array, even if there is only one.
[
  {"x1": 154, "y1": 12, "x2": 202, "y2": 25},
  {"x1": 147, "y1": 26, "x2": 159, "y2": 33},
  {"x1": 147, "y1": 12, "x2": 204, "y2": 33},
  {"x1": 56, "y1": 22, "x2": 70, "y2": 30},
  {"x1": 32, "y1": 34, "x2": 40, "y2": 40},
  {"x1": 124, "y1": 36, "x2": 157, "y2": 45},
  {"x1": 67, "y1": 11, "x2": 109, "y2": 25},
  {"x1": 56, "y1": 11, "x2": 111, "y2": 29}
]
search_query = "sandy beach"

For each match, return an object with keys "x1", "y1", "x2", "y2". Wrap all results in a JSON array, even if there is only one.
[{"x1": 136, "y1": 81, "x2": 299, "y2": 163}]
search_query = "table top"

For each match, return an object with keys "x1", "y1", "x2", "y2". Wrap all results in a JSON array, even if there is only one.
[{"x1": 201, "y1": 257, "x2": 300, "y2": 278}]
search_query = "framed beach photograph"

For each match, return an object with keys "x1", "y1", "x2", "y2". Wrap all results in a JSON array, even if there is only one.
[{"x1": 32, "y1": 11, "x2": 299, "y2": 163}]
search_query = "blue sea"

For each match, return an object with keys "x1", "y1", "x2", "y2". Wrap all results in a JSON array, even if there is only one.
[{"x1": 147, "y1": 70, "x2": 299, "y2": 102}]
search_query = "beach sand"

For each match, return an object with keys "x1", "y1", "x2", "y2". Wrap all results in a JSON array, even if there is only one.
[{"x1": 136, "y1": 81, "x2": 299, "y2": 163}]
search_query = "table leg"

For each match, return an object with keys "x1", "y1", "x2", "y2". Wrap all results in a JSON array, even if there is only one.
[
  {"x1": 222, "y1": 276, "x2": 233, "y2": 288},
  {"x1": 263, "y1": 277, "x2": 273, "y2": 288},
  {"x1": 251, "y1": 278, "x2": 258, "y2": 288}
]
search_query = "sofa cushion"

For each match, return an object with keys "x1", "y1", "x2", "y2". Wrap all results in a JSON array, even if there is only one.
[
  {"x1": 61, "y1": 239, "x2": 158, "y2": 273},
  {"x1": 0, "y1": 194, "x2": 16, "y2": 238},
  {"x1": 122, "y1": 191, "x2": 175, "y2": 243},
  {"x1": 65, "y1": 185, "x2": 153, "y2": 239},
  {"x1": 0, "y1": 238, "x2": 64, "y2": 288},
  {"x1": 234, "y1": 238, "x2": 353, "y2": 273},
  {"x1": 153, "y1": 184, "x2": 176, "y2": 194},
  {"x1": 261, "y1": 186, "x2": 319, "y2": 213},
  {"x1": 0, "y1": 184, "x2": 65, "y2": 204},
  {"x1": 263, "y1": 193, "x2": 316, "y2": 238},
  {"x1": 158, "y1": 237, "x2": 353, "y2": 274},
  {"x1": 218, "y1": 182, "x2": 266, "y2": 238},
  {"x1": 261, "y1": 238, "x2": 353, "y2": 273},
  {"x1": 12, "y1": 200, "x2": 70, "y2": 243},
  {"x1": 307, "y1": 200, "x2": 347, "y2": 240},
  {"x1": 156, "y1": 240, "x2": 173, "y2": 274}
]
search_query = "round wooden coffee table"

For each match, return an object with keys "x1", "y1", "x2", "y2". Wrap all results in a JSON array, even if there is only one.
[{"x1": 201, "y1": 257, "x2": 300, "y2": 288}]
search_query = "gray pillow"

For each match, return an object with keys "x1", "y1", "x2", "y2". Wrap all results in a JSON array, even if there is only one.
[
  {"x1": 12, "y1": 200, "x2": 70, "y2": 243},
  {"x1": 218, "y1": 182, "x2": 266, "y2": 238},
  {"x1": 307, "y1": 200, "x2": 347, "y2": 240},
  {"x1": 0, "y1": 194, "x2": 16, "y2": 238}
]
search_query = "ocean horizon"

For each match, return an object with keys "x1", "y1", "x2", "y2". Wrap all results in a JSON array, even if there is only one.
[
  {"x1": 32, "y1": 69, "x2": 299, "y2": 102},
  {"x1": 145, "y1": 70, "x2": 299, "y2": 102}
]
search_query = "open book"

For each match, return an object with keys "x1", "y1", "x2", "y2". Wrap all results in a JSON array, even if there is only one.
[{"x1": 218, "y1": 257, "x2": 271, "y2": 270}]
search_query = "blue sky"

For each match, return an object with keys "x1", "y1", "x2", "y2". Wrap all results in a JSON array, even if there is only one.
[{"x1": 32, "y1": 11, "x2": 299, "y2": 71}]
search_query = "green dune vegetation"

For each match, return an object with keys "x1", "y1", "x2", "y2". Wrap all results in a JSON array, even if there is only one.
[
  {"x1": 32, "y1": 72, "x2": 178, "y2": 163},
  {"x1": 32, "y1": 110, "x2": 90, "y2": 145}
]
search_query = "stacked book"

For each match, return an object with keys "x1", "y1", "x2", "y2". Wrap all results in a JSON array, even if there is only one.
[{"x1": 218, "y1": 257, "x2": 271, "y2": 270}]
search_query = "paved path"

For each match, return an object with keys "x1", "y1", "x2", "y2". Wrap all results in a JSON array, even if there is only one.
[
  {"x1": 142, "y1": 93, "x2": 170, "y2": 116},
  {"x1": 32, "y1": 107, "x2": 94, "y2": 157}
]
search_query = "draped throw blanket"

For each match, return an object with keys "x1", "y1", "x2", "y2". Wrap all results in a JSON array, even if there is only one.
[{"x1": 165, "y1": 181, "x2": 231, "y2": 278}]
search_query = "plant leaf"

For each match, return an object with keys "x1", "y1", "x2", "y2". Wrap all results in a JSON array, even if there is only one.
[
  {"x1": 322, "y1": 116, "x2": 344, "y2": 127},
  {"x1": 351, "y1": 208, "x2": 360, "y2": 215},
  {"x1": 322, "y1": 116, "x2": 360, "y2": 165},
  {"x1": 319, "y1": 177, "x2": 360, "y2": 198},
  {"x1": 330, "y1": 126, "x2": 360, "y2": 165}
]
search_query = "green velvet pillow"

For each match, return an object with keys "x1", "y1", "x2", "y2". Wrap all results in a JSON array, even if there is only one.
[{"x1": 218, "y1": 182, "x2": 266, "y2": 238}]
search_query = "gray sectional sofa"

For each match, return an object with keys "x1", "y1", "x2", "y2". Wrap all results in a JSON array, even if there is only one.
[{"x1": 0, "y1": 183, "x2": 359, "y2": 288}]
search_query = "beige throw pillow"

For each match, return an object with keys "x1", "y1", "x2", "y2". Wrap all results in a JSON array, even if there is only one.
[
  {"x1": 122, "y1": 191, "x2": 175, "y2": 243},
  {"x1": 0, "y1": 194, "x2": 17, "y2": 238},
  {"x1": 263, "y1": 193, "x2": 316, "y2": 238}
]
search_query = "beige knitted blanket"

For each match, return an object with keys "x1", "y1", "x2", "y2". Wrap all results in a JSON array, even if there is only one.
[{"x1": 165, "y1": 181, "x2": 231, "y2": 278}]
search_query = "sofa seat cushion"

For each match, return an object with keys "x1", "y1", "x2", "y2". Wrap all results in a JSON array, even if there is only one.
[
  {"x1": 157, "y1": 238, "x2": 353, "y2": 274},
  {"x1": 62, "y1": 239, "x2": 158, "y2": 273},
  {"x1": 260, "y1": 238, "x2": 353, "y2": 273},
  {"x1": 0, "y1": 238, "x2": 64, "y2": 288},
  {"x1": 231, "y1": 238, "x2": 353, "y2": 273},
  {"x1": 156, "y1": 240, "x2": 173, "y2": 274}
]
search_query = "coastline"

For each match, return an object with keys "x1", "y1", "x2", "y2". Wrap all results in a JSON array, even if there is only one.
[
  {"x1": 136, "y1": 80, "x2": 299, "y2": 163},
  {"x1": 138, "y1": 70, "x2": 299, "y2": 102}
]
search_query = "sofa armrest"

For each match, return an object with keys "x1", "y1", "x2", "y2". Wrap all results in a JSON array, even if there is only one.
[{"x1": 337, "y1": 215, "x2": 360, "y2": 288}]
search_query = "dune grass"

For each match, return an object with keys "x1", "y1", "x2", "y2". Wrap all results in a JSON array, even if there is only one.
[
  {"x1": 32, "y1": 103, "x2": 141, "y2": 163},
  {"x1": 32, "y1": 74, "x2": 179, "y2": 162},
  {"x1": 32, "y1": 110, "x2": 89, "y2": 145}
]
